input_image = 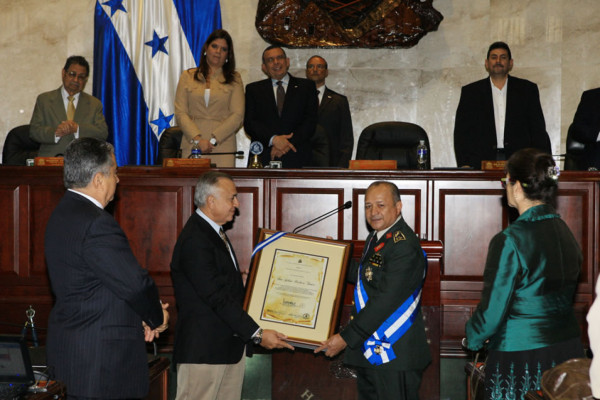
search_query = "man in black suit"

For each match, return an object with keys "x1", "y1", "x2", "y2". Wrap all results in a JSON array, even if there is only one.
[
  {"x1": 244, "y1": 45, "x2": 318, "y2": 168},
  {"x1": 30, "y1": 56, "x2": 108, "y2": 157},
  {"x1": 45, "y1": 138, "x2": 168, "y2": 399},
  {"x1": 453, "y1": 42, "x2": 551, "y2": 168},
  {"x1": 570, "y1": 88, "x2": 600, "y2": 170},
  {"x1": 305, "y1": 55, "x2": 354, "y2": 167},
  {"x1": 315, "y1": 181, "x2": 431, "y2": 400},
  {"x1": 171, "y1": 171, "x2": 293, "y2": 400}
]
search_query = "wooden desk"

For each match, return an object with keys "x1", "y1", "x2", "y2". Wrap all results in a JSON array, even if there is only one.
[{"x1": 1, "y1": 167, "x2": 598, "y2": 400}]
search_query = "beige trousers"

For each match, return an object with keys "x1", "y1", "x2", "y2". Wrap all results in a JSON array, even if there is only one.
[{"x1": 175, "y1": 357, "x2": 245, "y2": 400}]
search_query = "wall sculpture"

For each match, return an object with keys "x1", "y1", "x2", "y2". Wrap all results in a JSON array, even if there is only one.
[{"x1": 256, "y1": 0, "x2": 443, "y2": 48}]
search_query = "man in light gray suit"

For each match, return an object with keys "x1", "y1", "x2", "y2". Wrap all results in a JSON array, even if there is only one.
[{"x1": 30, "y1": 56, "x2": 108, "y2": 157}]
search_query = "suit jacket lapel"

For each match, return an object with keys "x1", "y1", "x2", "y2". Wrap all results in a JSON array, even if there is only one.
[
  {"x1": 282, "y1": 75, "x2": 303, "y2": 116},
  {"x1": 223, "y1": 233, "x2": 239, "y2": 270},
  {"x1": 262, "y1": 78, "x2": 279, "y2": 117},
  {"x1": 505, "y1": 75, "x2": 517, "y2": 132},
  {"x1": 481, "y1": 79, "x2": 496, "y2": 137},
  {"x1": 319, "y1": 88, "x2": 333, "y2": 116},
  {"x1": 192, "y1": 213, "x2": 239, "y2": 272},
  {"x1": 51, "y1": 88, "x2": 67, "y2": 121},
  {"x1": 75, "y1": 93, "x2": 90, "y2": 121}
]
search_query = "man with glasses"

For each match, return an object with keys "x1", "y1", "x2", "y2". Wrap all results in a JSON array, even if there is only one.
[
  {"x1": 305, "y1": 55, "x2": 354, "y2": 167},
  {"x1": 30, "y1": 55, "x2": 108, "y2": 157},
  {"x1": 244, "y1": 45, "x2": 318, "y2": 168}
]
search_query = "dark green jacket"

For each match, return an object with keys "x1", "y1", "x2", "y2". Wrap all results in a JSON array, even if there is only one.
[
  {"x1": 465, "y1": 204, "x2": 582, "y2": 352},
  {"x1": 341, "y1": 217, "x2": 431, "y2": 371}
]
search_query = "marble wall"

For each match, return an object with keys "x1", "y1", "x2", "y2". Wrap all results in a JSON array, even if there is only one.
[{"x1": 2, "y1": 0, "x2": 600, "y2": 167}]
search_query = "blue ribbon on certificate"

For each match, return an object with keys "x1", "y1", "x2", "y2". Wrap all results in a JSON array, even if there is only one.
[{"x1": 251, "y1": 231, "x2": 288, "y2": 258}]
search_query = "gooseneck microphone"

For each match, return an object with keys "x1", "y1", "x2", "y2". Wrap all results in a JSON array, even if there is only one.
[
  {"x1": 292, "y1": 201, "x2": 352, "y2": 234},
  {"x1": 206, "y1": 151, "x2": 245, "y2": 156}
]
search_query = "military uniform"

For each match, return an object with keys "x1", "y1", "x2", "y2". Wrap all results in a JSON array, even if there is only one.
[{"x1": 340, "y1": 216, "x2": 431, "y2": 399}]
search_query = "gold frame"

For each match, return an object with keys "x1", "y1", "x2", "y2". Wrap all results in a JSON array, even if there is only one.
[{"x1": 243, "y1": 229, "x2": 352, "y2": 348}]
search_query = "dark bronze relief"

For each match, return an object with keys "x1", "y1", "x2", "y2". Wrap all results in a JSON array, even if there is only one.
[{"x1": 256, "y1": 0, "x2": 443, "y2": 48}]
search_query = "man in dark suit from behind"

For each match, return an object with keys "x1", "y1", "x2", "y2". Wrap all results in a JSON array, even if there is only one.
[
  {"x1": 315, "y1": 181, "x2": 431, "y2": 399},
  {"x1": 453, "y1": 41, "x2": 551, "y2": 168},
  {"x1": 569, "y1": 88, "x2": 600, "y2": 170},
  {"x1": 29, "y1": 56, "x2": 108, "y2": 157},
  {"x1": 244, "y1": 45, "x2": 318, "y2": 168},
  {"x1": 171, "y1": 171, "x2": 293, "y2": 400},
  {"x1": 305, "y1": 55, "x2": 354, "y2": 168},
  {"x1": 45, "y1": 137, "x2": 168, "y2": 399}
]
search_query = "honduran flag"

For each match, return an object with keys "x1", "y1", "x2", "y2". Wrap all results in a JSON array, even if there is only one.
[{"x1": 93, "y1": 0, "x2": 221, "y2": 166}]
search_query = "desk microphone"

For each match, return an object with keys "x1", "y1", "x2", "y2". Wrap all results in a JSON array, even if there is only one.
[
  {"x1": 207, "y1": 151, "x2": 244, "y2": 156},
  {"x1": 292, "y1": 201, "x2": 352, "y2": 234}
]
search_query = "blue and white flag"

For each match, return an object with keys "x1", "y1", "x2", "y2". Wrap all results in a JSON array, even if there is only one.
[{"x1": 93, "y1": 0, "x2": 221, "y2": 166}]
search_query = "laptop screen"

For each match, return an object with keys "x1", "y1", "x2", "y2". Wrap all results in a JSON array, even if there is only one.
[{"x1": 0, "y1": 335, "x2": 35, "y2": 385}]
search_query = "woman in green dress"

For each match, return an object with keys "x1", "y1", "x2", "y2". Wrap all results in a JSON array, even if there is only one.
[{"x1": 465, "y1": 148, "x2": 584, "y2": 400}]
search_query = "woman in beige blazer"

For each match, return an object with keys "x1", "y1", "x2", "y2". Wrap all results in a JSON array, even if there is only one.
[{"x1": 175, "y1": 29, "x2": 244, "y2": 167}]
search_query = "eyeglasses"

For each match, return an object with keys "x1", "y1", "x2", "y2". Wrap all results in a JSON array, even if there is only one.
[
  {"x1": 307, "y1": 64, "x2": 327, "y2": 70},
  {"x1": 66, "y1": 71, "x2": 88, "y2": 81},
  {"x1": 500, "y1": 177, "x2": 528, "y2": 188}
]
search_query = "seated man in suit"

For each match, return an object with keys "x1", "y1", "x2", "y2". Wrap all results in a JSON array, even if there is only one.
[
  {"x1": 453, "y1": 42, "x2": 551, "y2": 168},
  {"x1": 171, "y1": 171, "x2": 294, "y2": 400},
  {"x1": 45, "y1": 137, "x2": 168, "y2": 399},
  {"x1": 29, "y1": 56, "x2": 108, "y2": 157},
  {"x1": 569, "y1": 88, "x2": 600, "y2": 170},
  {"x1": 244, "y1": 45, "x2": 318, "y2": 168},
  {"x1": 305, "y1": 55, "x2": 354, "y2": 168}
]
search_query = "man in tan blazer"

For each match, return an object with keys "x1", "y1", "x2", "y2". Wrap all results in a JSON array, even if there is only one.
[{"x1": 30, "y1": 56, "x2": 108, "y2": 157}]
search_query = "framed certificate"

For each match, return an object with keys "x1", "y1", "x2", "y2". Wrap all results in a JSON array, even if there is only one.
[{"x1": 244, "y1": 229, "x2": 353, "y2": 349}]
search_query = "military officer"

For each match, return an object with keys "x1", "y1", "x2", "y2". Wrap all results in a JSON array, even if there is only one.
[{"x1": 315, "y1": 181, "x2": 431, "y2": 400}]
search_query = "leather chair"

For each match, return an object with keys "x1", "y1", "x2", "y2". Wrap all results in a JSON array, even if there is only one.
[
  {"x1": 564, "y1": 123, "x2": 586, "y2": 170},
  {"x1": 157, "y1": 126, "x2": 183, "y2": 165},
  {"x1": 355, "y1": 121, "x2": 431, "y2": 169},
  {"x1": 2, "y1": 125, "x2": 40, "y2": 165}
]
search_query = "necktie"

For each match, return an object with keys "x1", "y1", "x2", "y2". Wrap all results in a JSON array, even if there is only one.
[
  {"x1": 276, "y1": 81, "x2": 285, "y2": 116},
  {"x1": 66, "y1": 95, "x2": 75, "y2": 121},
  {"x1": 219, "y1": 228, "x2": 230, "y2": 252},
  {"x1": 220, "y1": 228, "x2": 238, "y2": 270},
  {"x1": 317, "y1": 89, "x2": 320, "y2": 105}
]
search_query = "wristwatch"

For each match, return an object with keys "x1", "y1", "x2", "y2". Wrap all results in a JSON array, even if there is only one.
[
  {"x1": 209, "y1": 136, "x2": 218, "y2": 146},
  {"x1": 252, "y1": 328, "x2": 263, "y2": 345}
]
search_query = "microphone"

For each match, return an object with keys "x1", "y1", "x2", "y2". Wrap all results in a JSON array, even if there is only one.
[
  {"x1": 206, "y1": 151, "x2": 244, "y2": 156},
  {"x1": 292, "y1": 201, "x2": 352, "y2": 234}
]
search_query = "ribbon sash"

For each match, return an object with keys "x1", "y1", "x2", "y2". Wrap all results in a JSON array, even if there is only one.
[
  {"x1": 251, "y1": 231, "x2": 288, "y2": 258},
  {"x1": 354, "y1": 241, "x2": 426, "y2": 366}
]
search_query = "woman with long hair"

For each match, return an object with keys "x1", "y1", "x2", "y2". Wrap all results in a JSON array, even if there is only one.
[{"x1": 174, "y1": 29, "x2": 244, "y2": 167}]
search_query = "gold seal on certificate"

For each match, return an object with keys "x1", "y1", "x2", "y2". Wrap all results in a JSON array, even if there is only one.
[{"x1": 261, "y1": 249, "x2": 327, "y2": 328}]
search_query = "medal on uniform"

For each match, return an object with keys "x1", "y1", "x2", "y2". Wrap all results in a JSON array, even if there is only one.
[
  {"x1": 369, "y1": 253, "x2": 383, "y2": 268},
  {"x1": 365, "y1": 267, "x2": 373, "y2": 281}
]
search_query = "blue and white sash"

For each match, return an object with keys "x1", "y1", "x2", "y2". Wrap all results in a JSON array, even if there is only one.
[
  {"x1": 354, "y1": 242, "x2": 427, "y2": 366},
  {"x1": 251, "y1": 231, "x2": 288, "y2": 258}
]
